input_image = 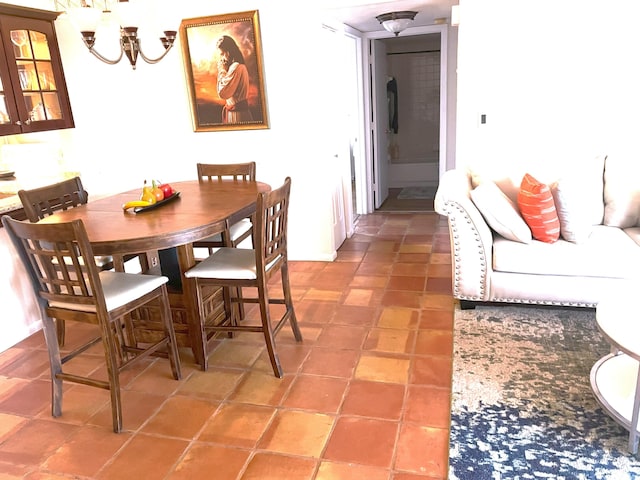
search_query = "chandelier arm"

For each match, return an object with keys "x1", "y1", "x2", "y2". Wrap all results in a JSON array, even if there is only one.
[
  {"x1": 138, "y1": 44, "x2": 175, "y2": 65},
  {"x1": 86, "y1": 45, "x2": 124, "y2": 65},
  {"x1": 80, "y1": 33, "x2": 124, "y2": 65},
  {"x1": 138, "y1": 31, "x2": 177, "y2": 65}
]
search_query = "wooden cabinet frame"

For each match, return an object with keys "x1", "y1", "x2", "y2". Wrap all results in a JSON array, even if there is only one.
[{"x1": 0, "y1": 3, "x2": 74, "y2": 136}]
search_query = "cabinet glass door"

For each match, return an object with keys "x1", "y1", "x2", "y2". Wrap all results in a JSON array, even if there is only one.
[
  {"x1": 0, "y1": 5, "x2": 74, "y2": 136},
  {"x1": 11, "y1": 28, "x2": 62, "y2": 122}
]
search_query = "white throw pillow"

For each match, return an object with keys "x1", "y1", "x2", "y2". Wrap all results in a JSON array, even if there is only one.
[
  {"x1": 470, "y1": 181, "x2": 532, "y2": 243},
  {"x1": 604, "y1": 153, "x2": 640, "y2": 227},
  {"x1": 550, "y1": 178, "x2": 593, "y2": 243}
]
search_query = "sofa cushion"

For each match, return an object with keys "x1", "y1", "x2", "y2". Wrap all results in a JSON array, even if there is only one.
[
  {"x1": 493, "y1": 225, "x2": 640, "y2": 278},
  {"x1": 517, "y1": 173, "x2": 560, "y2": 243},
  {"x1": 470, "y1": 181, "x2": 532, "y2": 243},
  {"x1": 553, "y1": 153, "x2": 605, "y2": 228},
  {"x1": 550, "y1": 178, "x2": 593, "y2": 243},
  {"x1": 604, "y1": 153, "x2": 640, "y2": 228}
]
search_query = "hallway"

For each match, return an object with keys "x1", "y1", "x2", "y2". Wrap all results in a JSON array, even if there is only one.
[{"x1": 0, "y1": 212, "x2": 453, "y2": 479}]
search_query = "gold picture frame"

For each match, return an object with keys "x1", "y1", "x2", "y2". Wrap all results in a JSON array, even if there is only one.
[{"x1": 179, "y1": 10, "x2": 268, "y2": 132}]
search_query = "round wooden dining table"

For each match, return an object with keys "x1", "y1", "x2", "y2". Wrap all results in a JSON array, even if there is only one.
[{"x1": 38, "y1": 179, "x2": 271, "y2": 368}]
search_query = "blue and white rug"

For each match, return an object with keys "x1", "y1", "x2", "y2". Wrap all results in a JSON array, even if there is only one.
[{"x1": 450, "y1": 305, "x2": 640, "y2": 479}]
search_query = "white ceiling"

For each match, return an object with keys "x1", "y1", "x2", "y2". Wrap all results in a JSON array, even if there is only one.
[
  {"x1": 322, "y1": 0, "x2": 458, "y2": 33},
  {"x1": 54, "y1": 1, "x2": 457, "y2": 34}
]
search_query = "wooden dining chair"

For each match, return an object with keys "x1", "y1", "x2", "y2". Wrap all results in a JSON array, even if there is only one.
[
  {"x1": 18, "y1": 177, "x2": 112, "y2": 346},
  {"x1": 18, "y1": 177, "x2": 148, "y2": 344},
  {"x1": 2, "y1": 215, "x2": 182, "y2": 433},
  {"x1": 194, "y1": 162, "x2": 257, "y2": 321},
  {"x1": 18, "y1": 176, "x2": 88, "y2": 221},
  {"x1": 184, "y1": 177, "x2": 302, "y2": 377},
  {"x1": 194, "y1": 162, "x2": 256, "y2": 254}
]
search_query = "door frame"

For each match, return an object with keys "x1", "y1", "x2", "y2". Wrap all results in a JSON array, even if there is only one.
[
  {"x1": 362, "y1": 24, "x2": 449, "y2": 213},
  {"x1": 371, "y1": 38, "x2": 390, "y2": 209},
  {"x1": 341, "y1": 28, "x2": 367, "y2": 230}
]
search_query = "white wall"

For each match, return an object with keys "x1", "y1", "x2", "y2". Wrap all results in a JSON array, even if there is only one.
[
  {"x1": 54, "y1": 1, "x2": 339, "y2": 262},
  {"x1": 0, "y1": 1, "x2": 345, "y2": 351},
  {"x1": 456, "y1": 0, "x2": 640, "y2": 178}
]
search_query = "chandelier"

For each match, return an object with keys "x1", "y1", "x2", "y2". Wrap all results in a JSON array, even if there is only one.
[
  {"x1": 375, "y1": 11, "x2": 418, "y2": 37},
  {"x1": 65, "y1": 0, "x2": 176, "y2": 69}
]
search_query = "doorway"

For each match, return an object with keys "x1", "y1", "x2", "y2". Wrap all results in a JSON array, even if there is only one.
[
  {"x1": 362, "y1": 24, "x2": 449, "y2": 214},
  {"x1": 377, "y1": 33, "x2": 441, "y2": 213}
]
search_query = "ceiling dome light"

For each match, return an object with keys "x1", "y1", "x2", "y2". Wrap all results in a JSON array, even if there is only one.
[{"x1": 375, "y1": 11, "x2": 418, "y2": 37}]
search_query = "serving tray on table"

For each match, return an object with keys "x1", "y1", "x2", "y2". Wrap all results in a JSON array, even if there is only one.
[{"x1": 133, "y1": 192, "x2": 180, "y2": 213}]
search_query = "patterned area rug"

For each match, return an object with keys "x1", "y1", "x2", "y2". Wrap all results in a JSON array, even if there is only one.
[
  {"x1": 397, "y1": 186, "x2": 437, "y2": 199},
  {"x1": 450, "y1": 305, "x2": 640, "y2": 479}
]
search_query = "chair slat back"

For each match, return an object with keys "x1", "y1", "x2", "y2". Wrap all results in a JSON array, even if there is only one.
[
  {"x1": 2, "y1": 216, "x2": 104, "y2": 312},
  {"x1": 256, "y1": 177, "x2": 291, "y2": 269},
  {"x1": 197, "y1": 162, "x2": 256, "y2": 181},
  {"x1": 18, "y1": 177, "x2": 89, "y2": 222}
]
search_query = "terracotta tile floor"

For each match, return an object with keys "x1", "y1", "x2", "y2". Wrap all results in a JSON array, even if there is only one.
[{"x1": 0, "y1": 212, "x2": 453, "y2": 479}]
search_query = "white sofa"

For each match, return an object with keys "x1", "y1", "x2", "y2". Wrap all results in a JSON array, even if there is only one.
[{"x1": 434, "y1": 155, "x2": 640, "y2": 308}]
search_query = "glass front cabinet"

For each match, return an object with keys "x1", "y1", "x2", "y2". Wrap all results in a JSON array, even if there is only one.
[{"x1": 0, "y1": 4, "x2": 74, "y2": 136}]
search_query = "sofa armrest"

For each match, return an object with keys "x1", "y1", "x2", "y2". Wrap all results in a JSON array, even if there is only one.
[{"x1": 435, "y1": 169, "x2": 494, "y2": 301}]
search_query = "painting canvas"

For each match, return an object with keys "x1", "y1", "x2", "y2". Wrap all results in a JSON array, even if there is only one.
[{"x1": 179, "y1": 10, "x2": 268, "y2": 132}]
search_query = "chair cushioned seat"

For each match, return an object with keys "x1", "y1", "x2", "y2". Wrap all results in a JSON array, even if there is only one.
[
  {"x1": 50, "y1": 271, "x2": 168, "y2": 312},
  {"x1": 185, "y1": 248, "x2": 258, "y2": 280},
  {"x1": 199, "y1": 218, "x2": 252, "y2": 244}
]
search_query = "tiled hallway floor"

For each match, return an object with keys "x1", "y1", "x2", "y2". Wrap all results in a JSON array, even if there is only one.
[{"x1": 0, "y1": 212, "x2": 454, "y2": 479}]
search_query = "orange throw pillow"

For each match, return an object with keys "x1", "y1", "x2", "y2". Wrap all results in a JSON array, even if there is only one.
[{"x1": 517, "y1": 173, "x2": 560, "y2": 243}]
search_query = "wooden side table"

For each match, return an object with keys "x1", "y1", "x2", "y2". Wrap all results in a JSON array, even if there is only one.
[{"x1": 591, "y1": 292, "x2": 640, "y2": 453}]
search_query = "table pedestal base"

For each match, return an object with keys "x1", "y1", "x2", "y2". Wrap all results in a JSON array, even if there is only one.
[
  {"x1": 131, "y1": 285, "x2": 226, "y2": 360},
  {"x1": 590, "y1": 351, "x2": 640, "y2": 453}
]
